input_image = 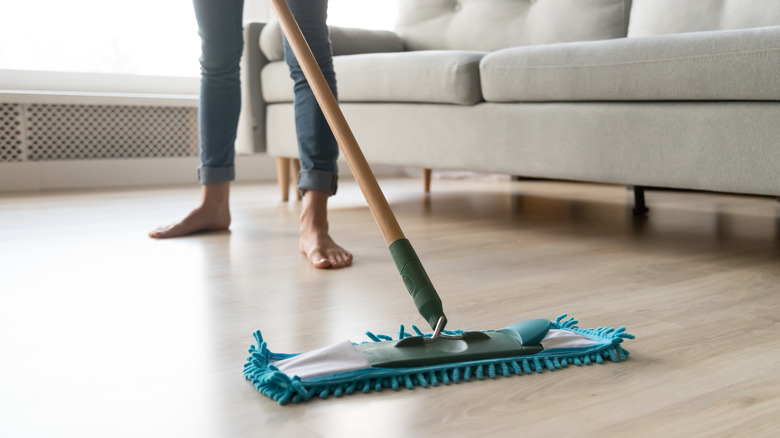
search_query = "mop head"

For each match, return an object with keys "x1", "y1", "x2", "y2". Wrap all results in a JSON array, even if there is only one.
[{"x1": 243, "y1": 315, "x2": 634, "y2": 405}]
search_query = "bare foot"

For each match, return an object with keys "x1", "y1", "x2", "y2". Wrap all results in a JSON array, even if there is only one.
[
  {"x1": 149, "y1": 182, "x2": 231, "y2": 239},
  {"x1": 299, "y1": 190, "x2": 353, "y2": 269},
  {"x1": 148, "y1": 205, "x2": 230, "y2": 238}
]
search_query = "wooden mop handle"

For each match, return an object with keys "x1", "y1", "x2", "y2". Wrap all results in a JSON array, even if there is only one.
[{"x1": 270, "y1": 0, "x2": 405, "y2": 245}]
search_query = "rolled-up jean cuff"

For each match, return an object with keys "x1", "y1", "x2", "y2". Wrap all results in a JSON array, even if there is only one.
[
  {"x1": 298, "y1": 169, "x2": 338, "y2": 196},
  {"x1": 198, "y1": 166, "x2": 235, "y2": 185}
]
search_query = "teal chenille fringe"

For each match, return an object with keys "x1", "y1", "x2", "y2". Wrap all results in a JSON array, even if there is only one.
[{"x1": 243, "y1": 314, "x2": 634, "y2": 405}]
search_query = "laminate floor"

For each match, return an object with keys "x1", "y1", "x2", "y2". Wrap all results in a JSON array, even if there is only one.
[{"x1": 1, "y1": 178, "x2": 778, "y2": 437}]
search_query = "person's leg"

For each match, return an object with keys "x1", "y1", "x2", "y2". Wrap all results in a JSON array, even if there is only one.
[
  {"x1": 284, "y1": 0, "x2": 352, "y2": 268},
  {"x1": 150, "y1": 0, "x2": 244, "y2": 238}
]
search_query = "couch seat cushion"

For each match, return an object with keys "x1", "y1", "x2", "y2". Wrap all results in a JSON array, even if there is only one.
[
  {"x1": 262, "y1": 50, "x2": 486, "y2": 105},
  {"x1": 480, "y1": 26, "x2": 780, "y2": 102}
]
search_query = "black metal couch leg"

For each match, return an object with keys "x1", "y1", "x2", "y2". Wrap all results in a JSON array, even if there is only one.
[{"x1": 632, "y1": 186, "x2": 649, "y2": 216}]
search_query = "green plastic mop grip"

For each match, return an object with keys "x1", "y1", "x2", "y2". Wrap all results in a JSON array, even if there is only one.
[{"x1": 388, "y1": 238, "x2": 447, "y2": 331}]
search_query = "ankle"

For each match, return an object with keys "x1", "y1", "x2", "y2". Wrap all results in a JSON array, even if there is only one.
[
  {"x1": 200, "y1": 182, "x2": 230, "y2": 209},
  {"x1": 301, "y1": 190, "x2": 329, "y2": 224}
]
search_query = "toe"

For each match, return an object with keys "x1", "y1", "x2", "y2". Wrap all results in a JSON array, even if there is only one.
[
  {"x1": 150, "y1": 225, "x2": 177, "y2": 239},
  {"x1": 330, "y1": 256, "x2": 345, "y2": 269},
  {"x1": 148, "y1": 227, "x2": 167, "y2": 239},
  {"x1": 311, "y1": 253, "x2": 333, "y2": 269},
  {"x1": 330, "y1": 252, "x2": 352, "y2": 269}
]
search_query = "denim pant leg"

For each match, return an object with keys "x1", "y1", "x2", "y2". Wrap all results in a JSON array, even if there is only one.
[
  {"x1": 192, "y1": 0, "x2": 244, "y2": 185},
  {"x1": 283, "y1": 0, "x2": 340, "y2": 196}
]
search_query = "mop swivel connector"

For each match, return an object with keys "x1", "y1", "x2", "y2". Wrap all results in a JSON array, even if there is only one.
[{"x1": 389, "y1": 238, "x2": 448, "y2": 331}]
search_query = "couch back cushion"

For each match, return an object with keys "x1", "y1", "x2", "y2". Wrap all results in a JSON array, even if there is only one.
[
  {"x1": 629, "y1": 0, "x2": 780, "y2": 37},
  {"x1": 395, "y1": 0, "x2": 632, "y2": 51},
  {"x1": 259, "y1": 22, "x2": 405, "y2": 62}
]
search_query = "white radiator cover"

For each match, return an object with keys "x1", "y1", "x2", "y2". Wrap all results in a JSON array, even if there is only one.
[
  {"x1": 1, "y1": 103, "x2": 24, "y2": 162},
  {"x1": 1, "y1": 102, "x2": 198, "y2": 162}
]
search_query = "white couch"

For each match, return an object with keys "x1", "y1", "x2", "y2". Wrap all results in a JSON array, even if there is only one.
[{"x1": 238, "y1": 0, "x2": 780, "y2": 206}]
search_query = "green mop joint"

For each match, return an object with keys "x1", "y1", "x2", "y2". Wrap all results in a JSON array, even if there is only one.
[
  {"x1": 243, "y1": 314, "x2": 634, "y2": 405},
  {"x1": 388, "y1": 238, "x2": 446, "y2": 330}
]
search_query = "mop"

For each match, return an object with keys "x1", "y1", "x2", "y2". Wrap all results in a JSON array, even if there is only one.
[{"x1": 244, "y1": 0, "x2": 634, "y2": 405}]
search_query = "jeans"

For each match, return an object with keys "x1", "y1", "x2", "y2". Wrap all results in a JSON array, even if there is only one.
[{"x1": 192, "y1": 0, "x2": 339, "y2": 195}]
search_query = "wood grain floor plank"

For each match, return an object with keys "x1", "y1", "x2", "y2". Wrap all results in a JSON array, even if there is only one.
[{"x1": 0, "y1": 178, "x2": 778, "y2": 437}]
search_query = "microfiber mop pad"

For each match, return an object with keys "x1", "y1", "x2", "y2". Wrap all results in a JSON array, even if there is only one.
[{"x1": 243, "y1": 315, "x2": 634, "y2": 405}]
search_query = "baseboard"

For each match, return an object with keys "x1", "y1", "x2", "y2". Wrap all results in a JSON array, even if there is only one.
[
  {"x1": 0, "y1": 155, "x2": 270, "y2": 192},
  {"x1": 0, "y1": 155, "x2": 406, "y2": 192}
]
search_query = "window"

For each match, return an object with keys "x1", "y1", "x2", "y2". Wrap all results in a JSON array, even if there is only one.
[
  {"x1": 0, "y1": 0, "x2": 398, "y2": 81},
  {"x1": 0, "y1": 0, "x2": 200, "y2": 77},
  {"x1": 327, "y1": 0, "x2": 398, "y2": 30}
]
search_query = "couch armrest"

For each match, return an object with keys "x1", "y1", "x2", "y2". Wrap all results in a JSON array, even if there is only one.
[
  {"x1": 259, "y1": 21, "x2": 405, "y2": 62},
  {"x1": 237, "y1": 21, "x2": 270, "y2": 154}
]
